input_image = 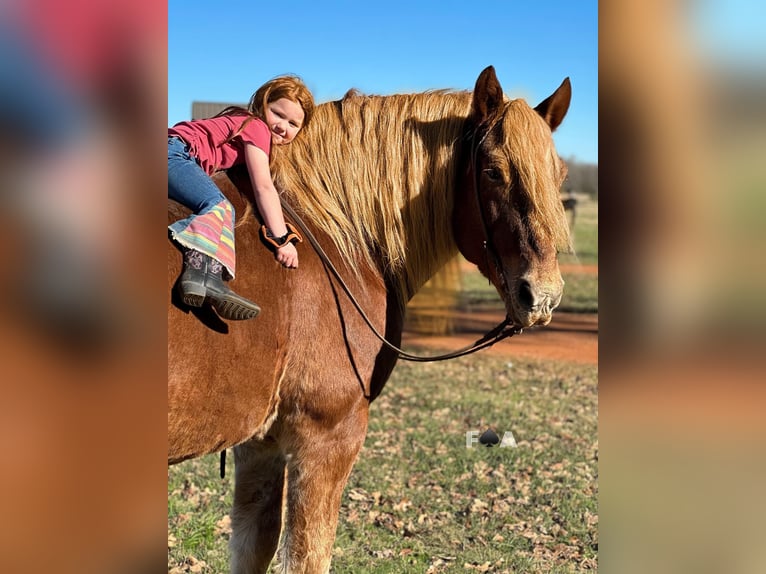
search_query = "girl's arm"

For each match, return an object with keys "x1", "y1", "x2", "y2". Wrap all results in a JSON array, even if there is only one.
[
  {"x1": 244, "y1": 143, "x2": 287, "y2": 236},
  {"x1": 244, "y1": 143, "x2": 299, "y2": 268}
]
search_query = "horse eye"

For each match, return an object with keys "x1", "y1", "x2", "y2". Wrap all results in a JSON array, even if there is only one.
[{"x1": 483, "y1": 168, "x2": 503, "y2": 183}]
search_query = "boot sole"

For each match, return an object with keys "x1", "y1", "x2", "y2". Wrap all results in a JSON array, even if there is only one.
[
  {"x1": 182, "y1": 293, "x2": 205, "y2": 308},
  {"x1": 211, "y1": 299, "x2": 261, "y2": 321},
  {"x1": 179, "y1": 282, "x2": 206, "y2": 308}
]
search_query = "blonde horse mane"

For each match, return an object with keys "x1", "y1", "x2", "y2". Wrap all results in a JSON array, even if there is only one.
[{"x1": 269, "y1": 88, "x2": 570, "y2": 301}]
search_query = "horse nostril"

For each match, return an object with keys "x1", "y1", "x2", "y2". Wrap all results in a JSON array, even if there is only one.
[{"x1": 518, "y1": 280, "x2": 535, "y2": 310}]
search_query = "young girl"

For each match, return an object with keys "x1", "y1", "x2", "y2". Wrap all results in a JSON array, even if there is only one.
[{"x1": 168, "y1": 75, "x2": 315, "y2": 320}]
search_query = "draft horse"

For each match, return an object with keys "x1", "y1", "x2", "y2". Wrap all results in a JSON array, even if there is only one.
[{"x1": 168, "y1": 66, "x2": 572, "y2": 573}]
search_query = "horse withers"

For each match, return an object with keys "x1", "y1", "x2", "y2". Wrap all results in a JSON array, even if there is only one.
[{"x1": 168, "y1": 66, "x2": 571, "y2": 573}]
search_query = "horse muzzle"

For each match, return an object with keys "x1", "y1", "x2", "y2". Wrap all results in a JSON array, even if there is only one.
[{"x1": 507, "y1": 277, "x2": 564, "y2": 328}]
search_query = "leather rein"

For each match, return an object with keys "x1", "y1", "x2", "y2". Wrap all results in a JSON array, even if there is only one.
[{"x1": 278, "y1": 128, "x2": 521, "y2": 363}]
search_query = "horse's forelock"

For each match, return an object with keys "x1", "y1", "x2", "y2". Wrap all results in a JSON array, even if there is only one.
[{"x1": 501, "y1": 100, "x2": 572, "y2": 253}]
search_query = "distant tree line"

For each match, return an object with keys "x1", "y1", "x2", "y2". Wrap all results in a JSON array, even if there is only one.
[{"x1": 563, "y1": 157, "x2": 598, "y2": 199}]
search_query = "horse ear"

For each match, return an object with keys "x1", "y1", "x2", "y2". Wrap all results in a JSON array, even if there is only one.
[
  {"x1": 472, "y1": 66, "x2": 505, "y2": 127},
  {"x1": 534, "y1": 77, "x2": 571, "y2": 132}
]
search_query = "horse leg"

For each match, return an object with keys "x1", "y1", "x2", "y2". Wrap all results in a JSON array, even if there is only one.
[
  {"x1": 230, "y1": 439, "x2": 286, "y2": 574},
  {"x1": 279, "y1": 407, "x2": 368, "y2": 573}
]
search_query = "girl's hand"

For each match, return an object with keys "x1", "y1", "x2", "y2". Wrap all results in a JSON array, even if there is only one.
[{"x1": 276, "y1": 242, "x2": 299, "y2": 268}]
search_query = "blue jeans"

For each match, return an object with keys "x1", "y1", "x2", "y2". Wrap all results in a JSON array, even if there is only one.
[
  {"x1": 167, "y1": 136, "x2": 227, "y2": 214},
  {"x1": 168, "y1": 136, "x2": 238, "y2": 276}
]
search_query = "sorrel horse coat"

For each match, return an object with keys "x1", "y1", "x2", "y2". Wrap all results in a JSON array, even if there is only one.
[{"x1": 168, "y1": 66, "x2": 571, "y2": 573}]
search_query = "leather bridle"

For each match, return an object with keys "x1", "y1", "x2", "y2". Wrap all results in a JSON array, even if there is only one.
[{"x1": 468, "y1": 124, "x2": 516, "y2": 316}]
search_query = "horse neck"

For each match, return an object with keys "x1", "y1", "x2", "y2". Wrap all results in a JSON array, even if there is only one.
[{"x1": 274, "y1": 91, "x2": 473, "y2": 302}]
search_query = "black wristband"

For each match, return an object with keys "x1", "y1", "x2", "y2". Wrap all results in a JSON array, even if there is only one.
[
  {"x1": 268, "y1": 230, "x2": 290, "y2": 245},
  {"x1": 260, "y1": 223, "x2": 303, "y2": 252}
]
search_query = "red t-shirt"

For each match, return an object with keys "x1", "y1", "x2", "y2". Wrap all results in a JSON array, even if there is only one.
[{"x1": 169, "y1": 115, "x2": 271, "y2": 175}]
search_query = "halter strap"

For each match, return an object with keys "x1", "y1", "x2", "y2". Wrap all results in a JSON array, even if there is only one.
[{"x1": 469, "y1": 123, "x2": 514, "y2": 305}]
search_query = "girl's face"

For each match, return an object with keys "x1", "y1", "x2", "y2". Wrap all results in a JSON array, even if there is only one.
[{"x1": 265, "y1": 98, "x2": 305, "y2": 145}]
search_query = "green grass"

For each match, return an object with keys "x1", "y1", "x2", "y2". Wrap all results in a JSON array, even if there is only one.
[
  {"x1": 168, "y1": 356, "x2": 598, "y2": 573},
  {"x1": 557, "y1": 197, "x2": 598, "y2": 313},
  {"x1": 560, "y1": 198, "x2": 598, "y2": 268},
  {"x1": 558, "y1": 273, "x2": 598, "y2": 314},
  {"x1": 168, "y1": 464, "x2": 234, "y2": 573}
]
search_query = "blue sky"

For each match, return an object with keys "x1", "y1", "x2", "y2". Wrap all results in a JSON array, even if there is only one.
[
  {"x1": 691, "y1": 0, "x2": 766, "y2": 67},
  {"x1": 168, "y1": 1, "x2": 598, "y2": 164}
]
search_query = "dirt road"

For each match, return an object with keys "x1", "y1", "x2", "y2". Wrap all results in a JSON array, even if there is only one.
[{"x1": 403, "y1": 310, "x2": 598, "y2": 365}]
